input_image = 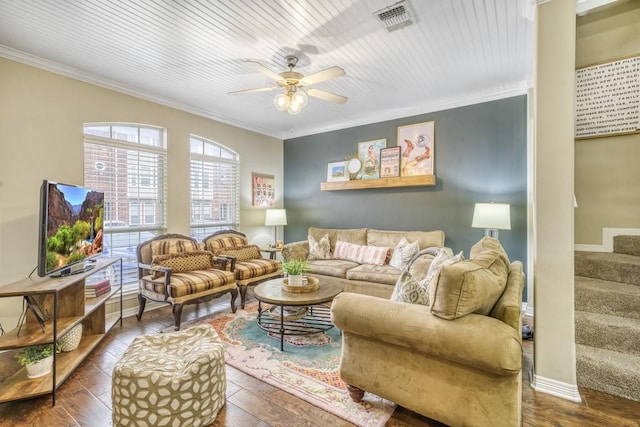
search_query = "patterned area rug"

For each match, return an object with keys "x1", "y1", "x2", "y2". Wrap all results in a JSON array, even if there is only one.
[{"x1": 185, "y1": 302, "x2": 396, "y2": 427}]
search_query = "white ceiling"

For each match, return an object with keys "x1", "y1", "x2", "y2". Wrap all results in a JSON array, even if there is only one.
[{"x1": 0, "y1": 0, "x2": 536, "y2": 139}]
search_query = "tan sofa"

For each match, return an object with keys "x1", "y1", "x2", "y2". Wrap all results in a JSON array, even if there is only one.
[
  {"x1": 330, "y1": 237, "x2": 525, "y2": 427},
  {"x1": 282, "y1": 227, "x2": 445, "y2": 298}
]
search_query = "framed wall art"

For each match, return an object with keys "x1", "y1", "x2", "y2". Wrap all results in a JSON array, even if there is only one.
[
  {"x1": 380, "y1": 146, "x2": 401, "y2": 178},
  {"x1": 326, "y1": 161, "x2": 349, "y2": 182},
  {"x1": 398, "y1": 121, "x2": 434, "y2": 176},
  {"x1": 252, "y1": 173, "x2": 275, "y2": 207},
  {"x1": 357, "y1": 139, "x2": 387, "y2": 179}
]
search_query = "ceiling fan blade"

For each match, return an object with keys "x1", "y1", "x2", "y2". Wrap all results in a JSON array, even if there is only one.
[
  {"x1": 246, "y1": 60, "x2": 283, "y2": 82},
  {"x1": 228, "y1": 86, "x2": 279, "y2": 95},
  {"x1": 307, "y1": 88, "x2": 348, "y2": 104},
  {"x1": 300, "y1": 66, "x2": 345, "y2": 86}
]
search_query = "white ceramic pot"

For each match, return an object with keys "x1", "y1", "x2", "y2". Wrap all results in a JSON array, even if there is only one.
[
  {"x1": 288, "y1": 274, "x2": 303, "y2": 286},
  {"x1": 26, "y1": 355, "x2": 53, "y2": 379}
]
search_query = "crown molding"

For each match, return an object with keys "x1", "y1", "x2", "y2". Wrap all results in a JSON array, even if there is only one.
[
  {"x1": 0, "y1": 45, "x2": 283, "y2": 139},
  {"x1": 284, "y1": 86, "x2": 529, "y2": 140},
  {"x1": 1, "y1": 45, "x2": 529, "y2": 142}
]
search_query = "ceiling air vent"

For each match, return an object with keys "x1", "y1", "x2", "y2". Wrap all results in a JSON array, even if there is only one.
[{"x1": 375, "y1": 1, "x2": 414, "y2": 33}]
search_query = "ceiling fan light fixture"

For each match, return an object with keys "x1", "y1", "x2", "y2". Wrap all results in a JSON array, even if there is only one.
[
  {"x1": 287, "y1": 100, "x2": 303, "y2": 115},
  {"x1": 274, "y1": 93, "x2": 290, "y2": 111},
  {"x1": 291, "y1": 90, "x2": 308, "y2": 108}
]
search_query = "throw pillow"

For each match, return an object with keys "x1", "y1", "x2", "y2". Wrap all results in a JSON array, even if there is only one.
[
  {"x1": 333, "y1": 240, "x2": 390, "y2": 265},
  {"x1": 151, "y1": 251, "x2": 213, "y2": 278},
  {"x1": 219, "y1": 245, "x2": 261, "y2": 261},
  {"x1": 390, "y1": 269, "x2": 429, "y2": 305},
  {"x1": 151, "y1": 239, "x2": 199, "y2": 257},
  {"x1": 429, "y1": 238, "x2": 509, "y2": 320},
  {"x1": 422, "y1": 247, "x2": 455, "y2": 288},
  {"x1": 307, "y1": 234, "x2": 332, "y2": 260},
  {"x1": 389, "y1": 237, "x2": 420, "y2": 270}
]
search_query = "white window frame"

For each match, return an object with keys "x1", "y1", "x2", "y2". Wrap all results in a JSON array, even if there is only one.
[
  {"x1": 83, "y1": 123, "x2": 167, "y2": 289},
  {"x1": 189, "y1": 135, "x2": 240, "y2": 241}
]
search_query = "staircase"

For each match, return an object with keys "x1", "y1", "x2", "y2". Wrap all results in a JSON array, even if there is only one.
[{"x1": 574, "y1": 235, "x2": 640, "y2": 401}]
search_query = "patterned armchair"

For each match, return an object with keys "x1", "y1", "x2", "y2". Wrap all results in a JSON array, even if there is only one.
[
  {"x1": 203, "y1": 230, "x2": 282, "y2": 309},
  {"x1": 136, "y1": 233, "x2": 238, "y2": 330}
]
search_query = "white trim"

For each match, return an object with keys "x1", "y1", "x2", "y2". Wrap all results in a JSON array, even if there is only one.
[
  {"x1": 575, "y1": 228, "x2": 640, "y2": 252},
  {"x1": 530, "y1": 370, "x2": 582, "y2": 402},
  {"x1": 0, "y1": 45, "x2": 528, "y2": 140}
]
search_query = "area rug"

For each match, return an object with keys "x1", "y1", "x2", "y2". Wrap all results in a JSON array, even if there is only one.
[{"x1": 180, "y1": 302, "x2": 396, "y2": 427}]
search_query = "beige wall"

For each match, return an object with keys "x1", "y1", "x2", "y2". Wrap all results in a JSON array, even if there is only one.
[
  {"x1": 533, "y1": 0, "x2": 579, "y2": 396},
  {"x1": 0, "y1": 58, "x2": 283, "y2": 325},
  {"x1": 575, "y1": 1, "x2": 640, "y2": 244}
]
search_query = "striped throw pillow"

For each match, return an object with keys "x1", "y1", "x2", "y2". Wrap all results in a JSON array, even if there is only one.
[{"x1": 333, "y1": 241, "x2": 390, "y2": 265}]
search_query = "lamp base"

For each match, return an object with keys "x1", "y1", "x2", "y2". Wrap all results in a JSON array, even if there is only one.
[{"x1": 484, "y1": 229, "x2": 500, "y2": 239}]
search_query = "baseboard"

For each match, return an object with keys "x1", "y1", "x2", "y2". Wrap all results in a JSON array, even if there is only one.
[
  {"x1": 530, "y1": 370, "x2": 582, "y2": 402},
  {"x1": 575, "y1": 228, "x2": 640, "y2": 252}
]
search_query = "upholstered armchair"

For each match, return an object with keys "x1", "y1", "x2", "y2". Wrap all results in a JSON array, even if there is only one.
[
  {"x1": 136, "y1": 233, "x2": 238, "y2": 330},
  {"x1": 203, "y1": 230, "x2": 282, "y2": 309}
]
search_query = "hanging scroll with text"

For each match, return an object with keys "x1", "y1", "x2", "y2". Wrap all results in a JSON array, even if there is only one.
[{"x1": 575, "y1": 55, "x2": 640, "y2": 139}]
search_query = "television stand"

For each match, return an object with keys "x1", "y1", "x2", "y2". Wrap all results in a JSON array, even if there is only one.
[
  {"x1": 0, "y1": 257, "x2": 122, "y2": 406},
  {"x1": 50, "y1": 261, "x2": 95, "y2": 277}
]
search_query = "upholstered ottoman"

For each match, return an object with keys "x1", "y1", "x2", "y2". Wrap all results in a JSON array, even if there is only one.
[{"x1": 112, "y1": 324, "x2": 226, "y2": 427}]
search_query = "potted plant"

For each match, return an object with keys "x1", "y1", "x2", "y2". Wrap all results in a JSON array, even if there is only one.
[
  {"x1": 282, "y1": 260, "x2": 309, "y2": 286},
  {"x1": 15, "y1": 344, "x2": 56, "y2": 379}
]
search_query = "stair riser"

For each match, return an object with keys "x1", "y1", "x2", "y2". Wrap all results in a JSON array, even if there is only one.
[
  {"x1": 613, "y1": 236, "x2": 640, "y2": 257},
  {"x1": 575, "y1": 288, "x2": 640, "y2": 320},
  {"x1": 575, "y1": 318, "x2": 640, "y2": 356},
  {"x1": 575, "y1": 257, "x2": 640, "y2": 286},
  {"x1": 577, "y1": 355, "x2": 640, "y2": 402}
]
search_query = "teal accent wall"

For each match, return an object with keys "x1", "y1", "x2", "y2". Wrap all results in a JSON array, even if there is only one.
[{"x1": 283, "y1": 95, "x2": 528, "y2": 285}]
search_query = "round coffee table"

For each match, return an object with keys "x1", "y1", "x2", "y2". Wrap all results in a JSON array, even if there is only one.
[{"x1": 253, "y1": 278, "x2": 343, "y2": 351}]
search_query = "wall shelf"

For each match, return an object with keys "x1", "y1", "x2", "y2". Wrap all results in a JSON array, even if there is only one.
[{"x1": 321, "y1": 175, "x2": 436, "y2": 191}]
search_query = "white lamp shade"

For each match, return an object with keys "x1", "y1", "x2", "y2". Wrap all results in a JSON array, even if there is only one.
[
  {"x1": 472, "y1": 203, "x2": 511, "y2": 230},
  {"x1": 265, "y1": 209, "x2": 287, "y2": 226},
  {"x1": 274, "y1": 93, "x2": 289, "y2": 111}
]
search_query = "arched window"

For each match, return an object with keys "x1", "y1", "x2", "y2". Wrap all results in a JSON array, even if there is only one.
[
  {"x1": 189, "y1": 135, "x2": 239, "y2": 240},
  {"x1": 83, "y1": 124, "x2": 167, "y2": 286}
]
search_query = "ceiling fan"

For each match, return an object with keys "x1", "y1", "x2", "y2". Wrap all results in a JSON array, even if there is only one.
[{"x1": 229, "y1": 55, "x2": 348, "y2": 114}]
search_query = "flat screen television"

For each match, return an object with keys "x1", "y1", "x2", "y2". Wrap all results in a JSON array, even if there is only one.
[{"x1": 37, "y1": 180, "x2": 105, "y2": 277}]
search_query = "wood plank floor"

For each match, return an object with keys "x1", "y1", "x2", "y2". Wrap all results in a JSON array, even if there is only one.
[{"x1": 1, "y1": 292, "x2": 639, "y2": 427}]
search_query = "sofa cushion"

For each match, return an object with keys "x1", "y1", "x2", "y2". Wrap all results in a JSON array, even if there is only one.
[
  {"x1": 306, "y1": 259, "x2": 359, "y2": 278},
  {"x1": 346, "y1": 264, "x2": 401, "y2": 285},
  {"x1": 218, "y1": 245, "x2": 261, "y2": 261},
  {"x1": 234, "y1": 258, "x2": 281, "y2": 280},
  {"x1": 367, "y1": 229, "x2": 445, "y2": 250},
  {"x1": 308, "y1": 227, "x2": 368, "y2": 252},
  {"x1": 151, "y1": 239, "x2": 199, "y2": 257},
  {"x1": 307, "y1": 233, "x2": 332, "y2": 260},
  {"x1": 430, "y1": 237, "x2": 510, "y2": 320},
  {"x1": 334, "y1": 241, "x2": 389, "y2": 265},
  {"x1": 389, "y1": 237, "x2": 420, "y2": 270},
  {"x1": 151, "y1": 251, "x2": 214, "y2": 278},
  {"x1": 141, "y1": 269, "x2": 234, "y2": 299}
]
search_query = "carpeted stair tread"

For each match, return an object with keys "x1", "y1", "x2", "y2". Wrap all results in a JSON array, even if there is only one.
[
  {"x1": 576, "y1": 344, "x2": 640, "y2": 402},
  {"x1": 575, "y1": 276, "x2": 640, "y2": 320},
  {"x1": 614, "y1": 235, "x2": 640, "y2": 257},
  {"x1": 575, "y1": 310, "x2": 640, "y2": 356},
  {"x1": 575, "y1": 251, "x2": 640, "y2": 286}
]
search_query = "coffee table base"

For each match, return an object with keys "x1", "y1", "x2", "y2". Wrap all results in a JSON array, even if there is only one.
[{"x1": 256, "y1": 302, "x2": 334, "y2": 351}]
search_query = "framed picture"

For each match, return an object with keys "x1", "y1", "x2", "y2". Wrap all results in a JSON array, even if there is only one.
[
  {"x1": 380, "y1": 146, "x2": 401, "y2": 178},
  {"x1": 252, "y1": 173, "x2": 275, "y2": 207},
  {"x1": 327, "y1": 161, "x2": 349, "y2": 182},
  {"x1": 398, "y1": 121, "x2": 435, "y2": 176},
  {"x1": 357, "y1": 139, "x2": 387, "y2": 179}
]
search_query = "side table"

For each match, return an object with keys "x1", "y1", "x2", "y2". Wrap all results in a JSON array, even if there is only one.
[{"x1": 260, "y1": 247, "x2": 281, "y2": 260}]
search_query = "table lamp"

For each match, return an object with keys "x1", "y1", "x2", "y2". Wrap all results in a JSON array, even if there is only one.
[
  {"x1": 264, "y1": 208, "x2": 287, "y2": 247},
  {"x1": 471, "y1": 203, "x2": 511, "y2": 239}
]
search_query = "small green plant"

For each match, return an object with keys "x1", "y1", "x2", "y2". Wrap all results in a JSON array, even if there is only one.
[
  {"x1": 15, "y1": 344, "x2": 55, "y2": 366},
  {"x1": 282, "y1": 260, "x2": 308, "y2": 276}
]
